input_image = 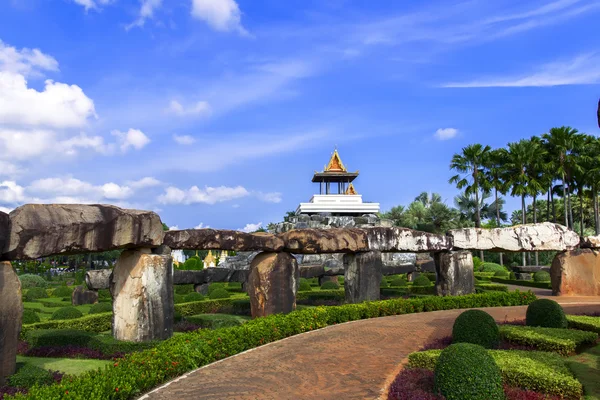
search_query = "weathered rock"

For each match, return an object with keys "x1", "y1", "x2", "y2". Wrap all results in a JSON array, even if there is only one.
[
  {"x1": 247, "y1": 252, "x2": 298, "y2": 318},
  {"x1": 434, "y1": 251, "x2": 475, "y2": 296},
  {"x1": 344, "y1": 251, "x2": 382, "y2": 303},
  {"x1": 382, "y1": 252, "x2": 417, "y2": 266},
  {"x1": 0, "y1": 211, "x2": 8, "y2": 257},
  {"x1": 299, "y1": 265, "x2": 345, "y2": 279},
  {"x1": 294, "y1": 222, "x2": 309, "y2": 229},
  {"x1": 72, "y1": 286, "x2": 99, "y2": 305},
  {"x1": 310, "y1": 215, "x2": 325, "y2": 222},
  {"x1": 515, "y1": 273, "x2": 532, "y2": 281},
  {"x1": 319, "y1": 275, "x2": 339, "y2": 286},
  {"x1": 164, "y1": 229, "x2": 284, "y2": 252},
  {"x1": 173, "y1": 269, "x2": 249, "y2": 285},
  {"x1": 382, "y1": 265, "x2": 415, "y2": 275},
  {"x1": 217, "y1": 251, "x2": 258, "y2": 270},
  {"x1": 449, "y1": 222, "x2": 580, "y2": 252},
  {"x1": 278, "y1": 228, "x2": 368, "y2": 254},
  {"x1": 365, "y1": 228, "x2": 452, "y2": 253},
  {"x1": 111, "y1": 249, "x2": 173, "y2": 342},
  {"x1": 0, "y1": 261, "x2": 22, "y2": 385},
  {"x1": 416, "y1": 259, "x2": 436, "y2": 272},
  {"x1": 85, "y1": 269, "x2": 112, "y2": 290},
  {"x1": 551, "y1": 249, "x2": 600, "y2": 296},
  {"x1": 194, "y1": 283, "x2": 209, "y2": 295},
  {"x1": 581, "y1": 235, "x2": 600, "y2": 249},
  {"x1": 3, "y1": 204, "x2": 163, "y2": 260},
  {"x1": 512, "y1": 265, "x2": 550, "y2": 273}
]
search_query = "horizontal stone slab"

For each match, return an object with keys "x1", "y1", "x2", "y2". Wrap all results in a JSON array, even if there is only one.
[
  {"x1": 2, "y1": 204, "x2": 164, "y2": 260},
  {"x1": 365, "y1": 227, "x2": 453, "y2": 253},
  {"x1": 164, "y1": 229, "x2": 284, "y2": 252},
  {"x1": 172, "y1": 268, "x2": 249, "y2": 285},
  {"x1": 278, "y1": 228, "x2": 369, "y2": 254},
  {"x1": 448, "y1": 222, "x2": 579, "y2": 252},
  {"x1": 85, "y1": 269, "x2": 112, "y2": 290},
  {"x1": 581, "y1": 235, "x2": 600, "y2": 249}
]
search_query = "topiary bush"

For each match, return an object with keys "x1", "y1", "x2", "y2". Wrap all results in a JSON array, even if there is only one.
[
  {"x1": 298, "y1": 280, "x2": 312, "y2": 291},
  {"x1": 423, "y1": 273, "x2": 437, "y2": 282},
  {"x1": 480, "y1": 263, "x2": 507, "y2": 274},
  {"x1": 434, "y1": 343, "x2": 504, "y2": 400},
  {"x1": 51, "y1": 286, "x2": 73, "y2": 298},
  {"x1": 533, "y1": 271, "x2": 551, "y2": 282},
  {"x1": 50, "y1": 307, "x2": 83, "y2": 321},
  {"x1": 88, "y1": 302, "x2": 113, "y2": 315},
  {"x1": 494, "y1": 270, "x2": 509, "y2": 277},
  {"x1": 182, "y1": 256, "x2": 203, "y2": 270},
  {"x1": 209, "y1": 288, "x2": 231, "y2": 300},
  {"x1": 389, "y1": 276, "x2": 408, "y2": 287},
  {"x1": 173, "y1": 294, "x2": 186, "y2": 304},
  {"x1": 22, "y1": 309, "x2": 41, "y2": 324},
  {"x1": 452, "y1": 309, "x2": 499, "y2": 349},
  {"x1": 526, "y1": 299, "x2": 567, "y2": 328},
  {"x1": 184, "y1": 292, "x2": 204, "y2": 302},
  {"x1": 19, "y1": 274, "x2": 48, "y2": 289},
  {"x1": 413, "y1": 275, "x2": 431, "y2": 287},
  {"x1": 472, "y1": 256, "x2": 483, "y2": 271},
  {"x1": 25, "y1": 287, "x2": 49, "y2": 301},
  {"x1": 320, "y1": 281, "x2": 340, "y2": 290},
  {"x1": 207, "y1": 283, "x2": 226, "y2": 295},
  {"x1": 174, "y1": 284, "x2": 194, "y2": 295}
]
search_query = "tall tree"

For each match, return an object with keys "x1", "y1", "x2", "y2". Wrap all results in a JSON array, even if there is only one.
[
  {"x1": 526, "y1": 136, "x2": 547, "y2": 266},
  {"x1": 486, "y1": 148, "x2": 509, "y2": 265}
]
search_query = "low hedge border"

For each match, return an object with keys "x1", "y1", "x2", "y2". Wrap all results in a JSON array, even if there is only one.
[
  {"x1": 475, "y1": 283, "x2": 508, "y2": 292},
  {"x1": 499, "y1": 325, "x2": 598, "y2": 355},
  {"x1": 36, "y1": 300, "x2": 72, "y2": 308},
  {"x1": 566, "y1": 315, "x2": 600, "y2": 334},
  {"x1": 11, "y1": 291, "x2": 536, "y2": 399},
  {"x1": 408, "y1": 349, "x2": 582, "y2": 399},
  {"x1": 490, "y1": 277, "x2": 552, "y2": 289},
  {"x1": 174, "y1": 299, "x2": 251, "y2": 316},
  {"x1": 20, "y1": 313, "x2": 112, "y2": 339}
]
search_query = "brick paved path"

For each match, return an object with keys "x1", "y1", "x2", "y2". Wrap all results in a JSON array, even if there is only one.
[{"x1": 142, "y1": 291, "x2": 600, "y2": 400}]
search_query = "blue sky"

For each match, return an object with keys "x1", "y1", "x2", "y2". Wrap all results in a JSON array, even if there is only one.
[{"x1": 0, "y1": 0, "x2": 599, "y2": 231}]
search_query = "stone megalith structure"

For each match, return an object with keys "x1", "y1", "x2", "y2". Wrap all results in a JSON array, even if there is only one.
[
  {"x1": 0, "y1": 261, "x2": 22, "y2": 385},
  {"x1": 343, "y1": 251, "x2": 382, "y2": 303},
  {"x1": 111, "y1": 249, "x2": 174, "y2": 342},
  {"x1": 72, "y1": 286, "x2": 99, "y2": 306},
  {"x1": 0, "y1": 211, "x2": 8, "y2": 258},
  {"x1": 551, "y1": 249, "x2": 600, "y2": 296},
  {"x1": 434, "y1": 251, "x2": 474, "y2": 296},
  {"x1": 247, "y1": 252, "x2": 299, "y2": 318}
]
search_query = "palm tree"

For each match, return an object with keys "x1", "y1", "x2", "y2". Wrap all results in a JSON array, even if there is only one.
[
  {"x1": 584, "y1": 137, "x2": 600, "y2": 234},
  {"x1": 486, "y1": 148, "x2": 509, "y2": 265},
  {"x1": 526, "y1": 136, "x2": 548, "y2": 266},
  {"x1": 414, "y1": 192, "x2": 443, "y2": 208}
]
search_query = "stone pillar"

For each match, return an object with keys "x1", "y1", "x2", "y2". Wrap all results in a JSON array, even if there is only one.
[
  {"x1": 248, "y1": 252, "x2": 299, "y2": 318},
  {"x1": 318, "y1": 275, "x2": 339, "y2": 286},
  {"x1": 0, "y1": 261, "x2": 22, "y2": 385},
  {"x1": 194, "y1": 283, "x2": 210, "y2": 295},
  {"x1": 72, "y1": 286, "x2": 99, "y2": 305},
  {"x1": 434, "y1": 251, "x2": 474, "y2": 296},
  {"x1": 551, "y1": 249, "x2": 600, "y2": 296},
  {"x1": 111, "y1": 249, "x2": 174, "y2": 342},
  {"x1": 343, "y1": 251, "x2": 382, "y2": 303}
]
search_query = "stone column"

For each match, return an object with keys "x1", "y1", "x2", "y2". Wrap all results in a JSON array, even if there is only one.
[
  {"x1": 434, "y1": 251, "x2": 474, "y2": 296},
  {"x1": 1, "y1": 261, "x2": 22, "y2": 385},
  {"x1": 551, "y1": 249, "x2": 600, "y2": 296},
  {"x1": 248, "y1": 252, "x2": 299, "y2": 318},
  {"x1": 111, "y1": 249, "x2": 174, "y2": 342},
  {"x1": 343, "y1": 251, "x2": 382, "y2": 303}
]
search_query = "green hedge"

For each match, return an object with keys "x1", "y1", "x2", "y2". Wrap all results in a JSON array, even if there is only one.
[
  {"x1": 490, "y1": 277, "x2": 552, "y2": 289},
  {"x1": 566, "y1": 315, "x2": 600, "y2": 334},
  {"x1": 185, "y1": 314, "x2": 249, "y2": 330},
  {"x1": 174, "y1": 299, "x2": 251, "y2": 316},
  {"x1": 474, "y1": 272, "x2": 496, "y2": 279},
  {"x1": 408, "y1": 349, "x2": 582, "y2": 399},
  {"x1": 499, "y1": 325, "x2": 597, "y2": 355},
  {"x1": 20, "y1": 312, "x2": 113, "y2": 339},
  {"x1": 296, "y1": 289, "x2": 346, "y2": 302},
  {"x1": 475, "y1": 283, "x2": 508, "y2": 292},
  {"x1": 12, "y1": 291, "x2": 537, "y2": 399},
  {"x1": 37, "y1": 299, "x2": 71, "y2": 308}
]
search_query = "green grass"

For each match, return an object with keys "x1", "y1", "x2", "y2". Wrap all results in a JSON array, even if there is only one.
[
  {"x1": 567, "y1": 343, "x2": 600, "y2": 400},
  {"x1": 16, "y1": 356, "x2": 111, "y2": 376}
]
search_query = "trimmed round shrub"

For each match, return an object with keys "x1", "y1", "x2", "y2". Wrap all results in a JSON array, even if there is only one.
[
  {"x1": 182, "y1": 257, "x2": 201, "y2": 270},
  {"x1": 25, "y1": 287, "x2": 48, "y2": 301},
  {"x1": 209, "y1": 288, "x2": 231, "y2": 299},
  {"x1": 174, "y1": 294, "x2": 186, "y2": 304},
  {"x1": 50, "y1": 306, "x2": 83, "y2": 321},
  {"x1": 533, "y1": 271, "x2": 551, "y2": 282},
  {"x1": 480, "y1": 263, "x2": 507, "y2": 273},
  {"x1": 494, "y1": 270, "x2": 509, "y2": 278},
  {"x1": 434, "y1": 343, "x2": 504, "y2": 400},
  {"x1": 298, "y1": 280, "x2": 312, "y2": 291},
  {"x1": 423, "y1": 273, "x2": 437, "y2": 281},
  {"x1": 19, "y1": 274, "x2": 48, "y2": 289},
  {"x1": 413, "y1": 275, "x2": 431, "y2": 287},
  {"x1": 51, "y1": 286, "x2": 73, "y2": 298},
  {"x1": 452, "y1": 310, "x2": 499, "y2": 349},
  {"x1": 22, "y1": 309, "x2": 40, "y2": 324},
  {"x1": 207, "y1": 283, "x2": 226, "y2": 295},
  {"x1": 320, "y1": 281, "x2": 340, "y2": 290},
  {"x1": 184, "y1": 292, "x2": 204, "y2": 302},
  {"x1": 526, "y1": 299, "x2": 567, "y2": 328},
  {"x1": 389, "y1": 276, "x2": 408, "y2": 287},
  {"x1": 88, "y1": 302, "x2": 113, "y2": 314}
]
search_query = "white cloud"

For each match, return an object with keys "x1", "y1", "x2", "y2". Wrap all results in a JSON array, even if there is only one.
[
  {"x1": 158, "y1": 185, "x2": 249, "y2": 205},
  {"x1": 0, "y1": 40, "x2": 59, "y2": 77},
  {"x1": 0, "y1": 181, "x2": 26, "y2": 203},
  {"x1": 0, "y1": 161, "x2": 23, "y2": 178},
  {"x1": 434, "y1": 128, "x2": 458, "y2": 140},
  {"x1": 128, "y1": 177, "x2": 161, "y2": 189},
  {"x1": 101, "y1": 182, "x2": 133, "y2": 199},
  {"x1": 191, "y1": 0, "x2": 248, "y2": 35},
  {"x1": 126, "y1": 0, "x2": 163, "y2": 30},
  {"x1": 240, "y1": 222, "x2": 262, "y2": 233},
  {"x1": 112, "y1": 128, "x2": 151, "y2": 152},
  {"x1": 167, "y1": 100, "x2": 212, "y2": 117},
  {"x1": 169, "y1": 225, "x2": 179, "y2": 230},
  {"x1": 72, "y1": 0, "x2": 114, "y2": 11},
  {"x1": 194, "y1": 222, "x2": 209, "y2": 229},
  {"x1": 27, "y1": 177, "x2": 134, "y2": 202},
  {"x1": 254, "y1": 191, "x2": 282, "y2": 203},
  {"x1": 57, "y1": 133, "x2": 112, "y2": 155},
  {"x1": 0, "y1": 71, "x2": 96, "y2": 128},
  {"x1": 442, "y1": 53, "x2": 600, "y2": 88},
  {"x1": 0, "y1": 206, "x2": 12, "y2": 214},
  {"x1": 173, "y1": 134, "x2": 196, "y2": 145}
]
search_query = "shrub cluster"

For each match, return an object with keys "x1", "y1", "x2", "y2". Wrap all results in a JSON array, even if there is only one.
[
  {"x1": 434, "y1": 343, "x2": 504, "y2": 400},
  {"x1": 526, "y1": 299, "x2": 567, "y2": 328},
  {"x1": 413, "y1": 275, "x2": 431, "y2": 287},
  {"x1": 181, "y1": 256, "x2": 203, "y2": 271},
  {"x1": 452, "y1": 310, "x2": 499, "y2": 349},
  {"x1": 207, "y1": 283, "x2": 226, "y2": 295},
  {"x1": 320, "y1": 281, "x2": 340, "y2": 290},
  {"x1": 490, "y1": 277, "x2": 552, "y2": 289},
  {"x1": 24, "y1": 287, "x2": 48, "y2": 301},
  {"x1": 8, "y1": 364, "x2": 60, "y2": 389},
  {"x1": 50, "y1": 307, "x2": 83, "y2": 321},
  {"x1": 174, "y1": 284, "x2": 194, "y2": 295},
  {"x1": 174, "y1": 299, "x2": 251, "y2": 316},
  {"x1": 185, "y1": 314, "x2": 248, "y2": 330},
  {"x1": 298, "y1": 279, "x2": 312, "y2": 291},
  {"x1": 474, "y1": 283, "x2": 508, "y2": 293},
  {"x1": 51, "y1": 286, "x2": 73, "y2": 298},
  {"x1": 209, "y1": 288, "x2": 231, "y2": 300},
  {"x1": 184, "y1": 292, "x2": 204, "y2": 302},
  {"x1": 22, "y1": 309, "x2": 41, "y2": 324},
  {"x1": 18, "y1": 274, "x2": 48, "y2": 289},
  {"x1": 480, "y1": 263, "x2": 507, "y2": 273},
  {"x1": 567, "y1": 315, "x2": 600, "y2": 334},
  {"x1": 389, "y1": 276, "x2": 408, "y2": 287},
  {"x1": 13, "y1": 291, "x2": 537, "y2": 399},
  {"x1": 89, "y1": 302, "x2": 113, "y2": 315},
  {"x1": 20, "y1": 313, "x2": 112, "y2": 338},
  {"x1": 494, "y1": 270, "x2": 509, "y2": 277},
  {"x1": 533, "y1": 271, "x2": 551, "y2": 282},
  {"x1": 499, "y1": 325, "x2": 597, "y2": 355}
]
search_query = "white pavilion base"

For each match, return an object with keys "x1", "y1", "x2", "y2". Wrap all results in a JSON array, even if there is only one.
[{"x1": 296, "y1": 195, "x2": 380, "y2": 215}]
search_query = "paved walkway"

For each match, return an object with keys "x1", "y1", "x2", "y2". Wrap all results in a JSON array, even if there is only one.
[{"x1": 142, "y1": 289, "x2": 600, "y2": 400}]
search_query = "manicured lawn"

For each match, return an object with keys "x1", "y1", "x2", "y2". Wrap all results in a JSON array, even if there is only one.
[
  {"x1": 16, "y1": 356, "x2": 111, "y2": 376},
  {"x1": 567, "y1": 343, "x2": 600, "y2": 400}
]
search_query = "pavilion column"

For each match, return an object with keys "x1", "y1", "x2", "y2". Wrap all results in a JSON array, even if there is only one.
[{"x1": 343, "y1": 251, "x2": 382, "y2": 303}]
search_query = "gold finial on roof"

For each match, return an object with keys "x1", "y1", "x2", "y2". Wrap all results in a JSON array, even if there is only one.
[
  {"x1": 345, "y1": 183, "x2": 358, "y2": 195},
  {"x1": 324, "y1": 149, "x2": 347, "y2": 172},
  {"x1": 204, "y1": 250, "x2": 216, "y2": 264}
]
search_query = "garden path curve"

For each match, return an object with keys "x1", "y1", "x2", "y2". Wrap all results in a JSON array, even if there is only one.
[{"x1": 141, "y1": 290, "x2": 600, "y2": 400}]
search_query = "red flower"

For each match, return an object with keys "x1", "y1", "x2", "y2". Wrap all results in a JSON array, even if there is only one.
[{"x1": 115, "y1": 388, "x2": 119, "y2": 392}]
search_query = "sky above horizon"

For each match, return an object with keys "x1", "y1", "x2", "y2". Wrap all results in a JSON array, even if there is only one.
[{"x1": 1, "y1": 0, "x2": 599, "y2": 231}]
